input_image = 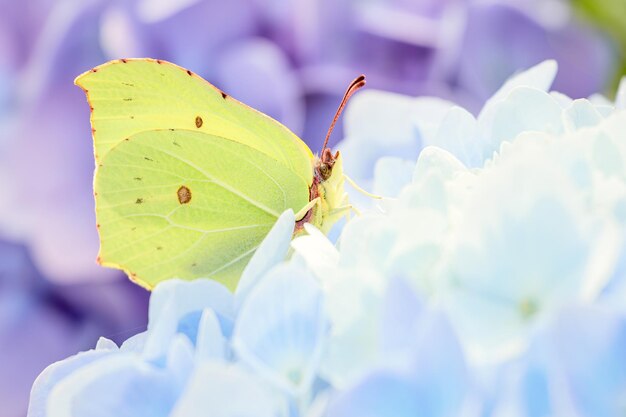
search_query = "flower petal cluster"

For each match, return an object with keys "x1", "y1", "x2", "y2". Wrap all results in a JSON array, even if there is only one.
[{"x1": 30, "y1": 62, "x2": 626, "y2": 416}]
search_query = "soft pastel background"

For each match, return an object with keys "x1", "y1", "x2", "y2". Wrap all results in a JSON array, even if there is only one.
[{"x1": 0, "y1": 0, "x2": 624, "y2": 416}]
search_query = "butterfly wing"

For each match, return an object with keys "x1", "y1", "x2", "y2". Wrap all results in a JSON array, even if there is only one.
[
  {"x1": 96, "y1": 129, "x2": 310, "y2": 290},
  {"x1": 75, "y1": 59, "x2": 313, "y2": 185}
]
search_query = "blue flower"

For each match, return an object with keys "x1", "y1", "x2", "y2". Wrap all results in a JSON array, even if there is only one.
[
  {"x1": 233, "y1": 262, "x2": 327, "y2": 396},
  {"x1": 326, "y1": 308, "x2": 468, "y2": 417},
  {"x1": 171, "y1": 362, "x2": 288, "y2": 417}
]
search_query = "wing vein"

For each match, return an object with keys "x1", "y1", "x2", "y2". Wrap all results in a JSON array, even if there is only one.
[{"x1": 138, "y1": 143, "x2": 282, "y2": 218}]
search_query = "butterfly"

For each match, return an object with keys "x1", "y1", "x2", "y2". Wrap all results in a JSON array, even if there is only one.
[{"x1": 75, "y1": 59, "x2": 365, "y2": 290}]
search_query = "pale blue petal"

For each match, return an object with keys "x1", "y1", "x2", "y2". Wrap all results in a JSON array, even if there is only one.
[
  {"x1": 482, "y1": 60, "x2": 557, "y2": 111},
  {"x1": 517, "y1": 361, "x2": 553, "y2": 417},
  {"x1": 408, "y1": 312, "x2": 468, "y2": 415},
  {"x1": 28, "y1": 350, "x2": 113, "y2": 417},
  {"x1": 403, "y1": 146, "x2": 467, "y2": 212},
  {"x1": 432, "y1": 106, "x2": 482, "y2": 167},
  {"x1": 552, "y1": 307, "x2": 626, "y2": 417},
  {"x1": 411, "y1": 146, "x2": 467, "y2": 184},
  {"x1": 380, "y1": 277, "x2": 422, "y2": 356},
  {"x1": 171, "y1": 362, "x2": 287, "y2": 417},
  {"x1": 444, "y1": 190, "x2": 592, "y2": 362},
  {"x1": 409, "y1": 97, "x2": 459, "y2": 146},
  {"x1": 588, "y1": 93, "x2": 613, "y2": 108},
  {"x1": 120, "y1": 331, "x2": 148, "y2": 353},
  {"x1": 144, "y1": 279, "x2": 233, "y2": 359},
  {"x1": 563, "y1": 99, "x2": 604, "y2": 132},
  {"x1": 235, "y1": 209, "x2": 295, "y2": 310},
  {"x1": 488, "y1": 341, "x2": 555, "y2": 417},
  {"x1": 340, "y1": 90, "x2": 421, "y2": 180},
  {"x1": 94, "y1": 337, "x2": 118, "y2": 352},
  {"x1": 47, "y1": 339, "x2": 192, "y2": 417},
  {"x1": 550, "y1": 91, "x2": 574, "y2": 109},
  {"x1": 291, "y1": 223, "x2": 339, "y2": 278},
  {"x1": 325, "y1": 372, "x2": 423, "y2": 417},
  {"x1": 233, "y1": 263, "x2": 327, "y2": 394},
  {"x1": 327, "y1": 312, "x2": 467, "y2": 417},
  {"x1": 195, "y1": 309, "x2": 227, "y2": 361},
  {"x1": 337, "y1": 214, "x2": 398, "y2": 270},
  {"x1": 479, "y1": 87, "x2": 563, "y2": 158},
  {"x1": 372, "y1": 157, "x2": 415, "y2": 198}
]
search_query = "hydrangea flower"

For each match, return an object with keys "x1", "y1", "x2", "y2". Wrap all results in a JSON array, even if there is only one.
[{"x1": 30, "y1": 61, "x2": 626, "y2": 416}]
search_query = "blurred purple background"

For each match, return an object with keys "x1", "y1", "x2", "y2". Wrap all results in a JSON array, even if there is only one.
[{"x1": 0, "y1": 0, "x2": 621, "y2": 415}]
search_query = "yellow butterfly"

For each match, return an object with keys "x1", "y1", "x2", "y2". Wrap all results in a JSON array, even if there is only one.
[{"x1": 75, "y1": 59, "x2": 365, "y2": 290}]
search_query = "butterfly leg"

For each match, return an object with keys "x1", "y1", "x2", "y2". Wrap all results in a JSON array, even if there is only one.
[
  {"x1": 295, "y1": 197, "x2": 321, "y2": 221},
  {"x1": 329, "y1": 204, "x2": 357, "y2": 217},
  {"x1": 343, "y1": 175, "x2": 383, "y2": 199}
]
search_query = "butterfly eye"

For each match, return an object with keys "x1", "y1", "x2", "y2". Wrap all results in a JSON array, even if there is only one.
[{"x1": 319, "y1": 163, "x2": 332, "y2": 180}]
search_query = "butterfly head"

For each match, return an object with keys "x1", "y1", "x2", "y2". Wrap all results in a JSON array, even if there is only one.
[{"x1": 317, "y1": 148, "x2": 339, "y2": 181}]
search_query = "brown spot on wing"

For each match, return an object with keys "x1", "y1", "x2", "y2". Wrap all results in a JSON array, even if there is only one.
[
  {"x1": 186, "y1": 70, "x2": 192, "y2": 76},
  {"x1": 120, "y1": 59, "x2": 128, "y2": 63},
  {"x1": 177, "y1": 186, "x2": 192, "y2": 204},
  {"x1": 135, "y1": 198, "x2": 144, "y2": 204},
  {"x1": 221, "y1": 92, "x2": 227, "y2": 99},
  {"x1": 195, "y1": 116, "x2": 203, "y2": 128}
]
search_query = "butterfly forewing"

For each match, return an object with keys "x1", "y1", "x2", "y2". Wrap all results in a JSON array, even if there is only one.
[{"x1": 76, "y1": 59, "x2": 314, "y2": 185}]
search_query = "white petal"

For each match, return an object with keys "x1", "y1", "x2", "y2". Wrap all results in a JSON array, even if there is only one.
[
  {"x1": 233, "y1": 263, "x2": 326, "y2": 394},
  {"x1": 372, "y1": 157, "x2": 415, "y2": 198},
  {"x1": 144, "y1": 279, "x2": 233, "y2": 359},
  {"x1": 172, "y1": 362, "x2": 286, "y2": 417},
  {"x1": 563, "y1": 99, "x2": 604, "y2": 133},
  {"x1": 235, "y1": 209, "x2": 295, "y2": 310},
  {"x1": 483, "y1": 60, "x2": 557, "y2": 110}
]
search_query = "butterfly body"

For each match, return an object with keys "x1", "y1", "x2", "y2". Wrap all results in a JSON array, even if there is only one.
[{"x1": 76, "y1": 59, "x2": 350, "y2": 290}]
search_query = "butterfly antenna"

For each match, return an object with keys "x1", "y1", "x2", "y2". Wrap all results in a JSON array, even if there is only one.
[{"x1": 321, "y1": 74, "x2": 366, "y2": 153}]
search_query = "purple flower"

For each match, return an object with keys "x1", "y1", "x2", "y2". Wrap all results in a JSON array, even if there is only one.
[
  {"x1": 0, "y1": 239, "x2": 148, "y2": 417},
  {"x1": 454, "y1": 3, "x2": 614, "y2": 104}
]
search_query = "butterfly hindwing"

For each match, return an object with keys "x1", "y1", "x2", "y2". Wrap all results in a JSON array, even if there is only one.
[{"x1": 96, "y1": 129, "x2": 310, "y2": 290}]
